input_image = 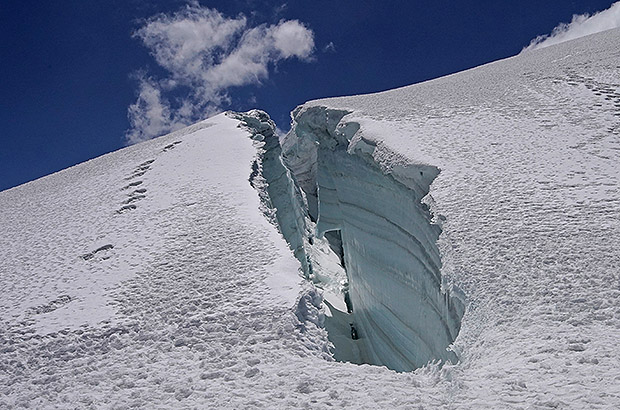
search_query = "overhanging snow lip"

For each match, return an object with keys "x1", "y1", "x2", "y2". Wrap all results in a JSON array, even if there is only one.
[{"x1": 288, "y1": 104, "x2": 442, "y2": 186}]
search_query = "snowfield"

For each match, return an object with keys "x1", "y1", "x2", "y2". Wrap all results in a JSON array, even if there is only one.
[{"x1": 1, "y1": 28, "x2": 620, "y2": 408}]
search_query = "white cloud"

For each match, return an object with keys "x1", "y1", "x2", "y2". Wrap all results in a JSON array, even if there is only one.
[
  {"x1": 125, "y1": 3, "x2": 314, "y2": 144},
  {"x1": 272, "y1": 20, "x2": 314, "y2": 58},
  {"x1": 524, "y1": 2, "x2": 620, "y2": 51},
  {"x1": 126, "y1": 76, "x2": 172, "y2": 145}
]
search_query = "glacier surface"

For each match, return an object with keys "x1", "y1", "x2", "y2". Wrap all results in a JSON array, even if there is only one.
[{"x1": 1, "y1": 27, "x2": 619, "y2": 409}]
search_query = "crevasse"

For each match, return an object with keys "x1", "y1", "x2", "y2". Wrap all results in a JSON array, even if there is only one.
[
  {"x1": 231, "y1": 108, "x2": 464, "y2": 372},
  {"x1": 228, "y1": 110, "x2": 312, "y2": 276}
]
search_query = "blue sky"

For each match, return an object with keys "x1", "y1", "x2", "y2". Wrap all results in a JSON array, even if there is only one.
[{"x1": 1, "y1": 0, "x2": 618, "y2": 191}]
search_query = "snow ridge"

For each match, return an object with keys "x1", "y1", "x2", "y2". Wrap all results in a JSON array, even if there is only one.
[
  {"x1": 228, "y1": 110, "x2": 311, "y2": 277},
  {"x1": 227, "y1": 110, "x2": 330, "y2": 345}
]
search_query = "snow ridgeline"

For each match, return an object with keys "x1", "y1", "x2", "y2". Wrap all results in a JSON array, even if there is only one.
[{"x1": 231, "y1": 108, "x2": 464, "y2": 372}]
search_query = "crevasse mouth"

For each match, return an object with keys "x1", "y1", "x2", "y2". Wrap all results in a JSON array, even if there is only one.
[{"x1": 234, "y1": 108, "x2": 465, "y2": 372}]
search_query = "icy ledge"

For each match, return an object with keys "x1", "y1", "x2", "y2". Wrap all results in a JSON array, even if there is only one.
[{"x1": 231, "y1": 108, "x2": 464, "y2": 372}]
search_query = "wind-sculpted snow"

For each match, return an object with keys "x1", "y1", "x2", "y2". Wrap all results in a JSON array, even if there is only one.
[{"x1": 282, "y1": 106, "x2": 464, "y2": 371}]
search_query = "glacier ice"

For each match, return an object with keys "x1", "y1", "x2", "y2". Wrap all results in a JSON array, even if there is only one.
[
  {"x1": 282, "y1": 107, "x2": 465, "y2": 371},
  {"x1": 229, "y1": 110, "x2": 312, "y2": 277},
  {"x1": 233, "y1": 107, "x2": 464, "y2": 372}
]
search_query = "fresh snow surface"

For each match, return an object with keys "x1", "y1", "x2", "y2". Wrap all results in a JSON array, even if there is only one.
[{"x1": 0, "y1": 29, "x2": 619, "y2": 410}]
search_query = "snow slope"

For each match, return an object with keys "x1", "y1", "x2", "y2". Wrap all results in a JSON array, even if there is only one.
[
  {"x1": 0, "y1": 114, "x2": 319, "y2": 408},
  {"x1": 284, "y1": 27, "x2": 620, "y2": 407},
  {"x1": 1, "y1": 28, "x2": 619, "y2": 409}
]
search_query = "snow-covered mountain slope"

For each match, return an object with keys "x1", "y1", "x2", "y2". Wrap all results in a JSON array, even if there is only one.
[
  {"x1": 0, "y1": 114, "x2": 320, "y2": 408},
  {"x1": 283, "y1": 27, "x2": 620, "y2": 407},
  {"x1": 1, "y1": 28, "x2": 619, "y2": 409}
]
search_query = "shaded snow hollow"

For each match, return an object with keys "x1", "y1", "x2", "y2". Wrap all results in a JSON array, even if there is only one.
[{"x1": 1, "y1": 28, "x2": 620, "y2": 408}]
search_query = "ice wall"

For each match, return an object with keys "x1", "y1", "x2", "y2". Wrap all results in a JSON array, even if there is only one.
[
  {"x1": 232, "y1": 108, "x2": 463, "y2": 372},
  {"x1": 229, "y1": 110, "x2": 312, "y2": 277},
  {"x1": 229, "y1": 110, "x2": 346, "y2": 293},
  {"x1": 282, "y1": 106, "x2": 464, "y2": 372}
]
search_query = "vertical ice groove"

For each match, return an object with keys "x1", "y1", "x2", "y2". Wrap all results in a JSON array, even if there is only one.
[{"x1": 282, "y1": 106, "x2": 465, "y2": 372}]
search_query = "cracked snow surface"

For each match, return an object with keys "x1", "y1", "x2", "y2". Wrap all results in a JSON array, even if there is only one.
[{"x1": 1, "y1": 28, "x2": 620, "y2": 409}]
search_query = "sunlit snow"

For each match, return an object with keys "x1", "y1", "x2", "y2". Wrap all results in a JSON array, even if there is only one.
[{"x1": 1, "y1": 27, "x2": 619, "y2": 409}]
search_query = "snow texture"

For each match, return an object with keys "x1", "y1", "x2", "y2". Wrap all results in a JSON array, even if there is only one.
[{"x1": 1, "y1": 27, "x2": 620, "y2": 409}]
